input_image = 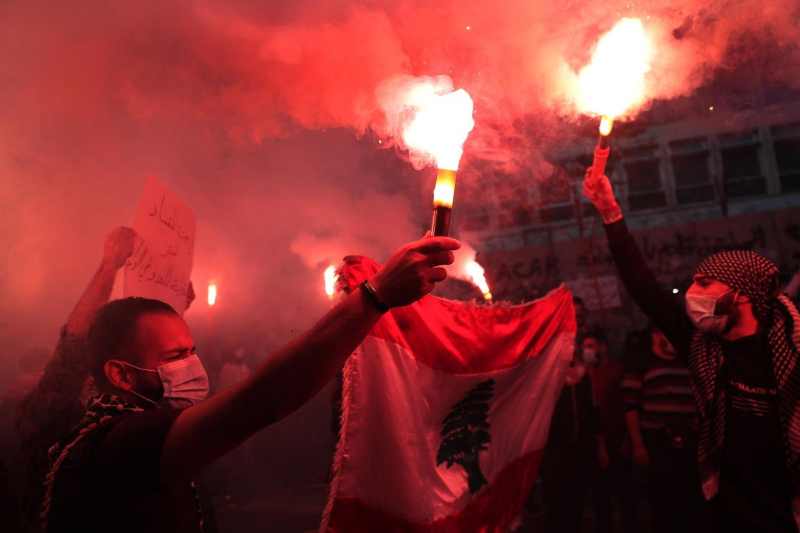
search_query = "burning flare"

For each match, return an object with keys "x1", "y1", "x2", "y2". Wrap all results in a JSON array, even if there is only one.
[
  {"x1": 400, "y1": 83, "x2": 474, "y2": 236},
  {"x1": 448, "y1": 243, "x2": 493, "y2": 301},
  {"x1": 377, "y1": 76, "x2": 474, "y2": 237},
  {"x1": 207, "y1": 282, "x2": 218, "y2": 307},
  {"x1": 400, "y1": 84, "x2": 475, "y2": 171},
  {"x1": 465, "y1": 260, "x2": 493, "y2": 301},
  {"x1": 324, "y1": 265, "x2": 338, "y2": 299},
  {"x1": 578, "y1": 18, "x2": 653, "y2": 135},
  {"x1": 578, "y1": 18, "x2": 652, "y2": 180}
]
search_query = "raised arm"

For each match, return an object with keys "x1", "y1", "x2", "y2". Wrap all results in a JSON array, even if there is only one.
[
  {"x1": 582, "y1": 168, "x2": 692, "y2": 354},
  {"x1": 18, "y1": 228, "x2": 137, "y2": 437},
  {"x1": 161, "y1": 236, "x2": 460, "y2": 479},
  {"x1": 65, "y1": 227, "x2": 137, "y2": 337}
]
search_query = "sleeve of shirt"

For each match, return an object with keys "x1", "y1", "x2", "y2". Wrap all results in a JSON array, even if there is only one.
[
  {"x1": 603, "y1": 219, "x2": 693, "y2": 357},
  {"x1": 94, "y1": 409, "x2": 182, "y2": 491}
]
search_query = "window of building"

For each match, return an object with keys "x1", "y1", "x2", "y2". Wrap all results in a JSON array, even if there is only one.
[
  {"x1": 720, "y1": 130, "x2": 766, "y2": 197},
  {"x1": 538, "y1": 164, "x2": 576, "y2": 223},
  {"x1": 772, "y1": 123, "x2": 800, "y2": 193},
  {"x1": 623, "y1": 144, "x2": 667, "y2": 210},
  {"x1": 670, "y1": 137, "x2": 715, "y2": 205}
]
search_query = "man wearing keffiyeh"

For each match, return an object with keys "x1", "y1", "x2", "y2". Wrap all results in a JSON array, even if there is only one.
[{"x1": 584, "y1": 166, "x2": 800, "y2": 533}]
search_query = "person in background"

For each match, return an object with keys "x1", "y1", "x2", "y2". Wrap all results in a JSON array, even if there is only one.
[
  {"x1": 622, "y1": 326, "x2": 708, "y2": 533},
  {"x1": 585, "y1": 166, "x2": 800, "y2": 533},
  {"x1": 42, "y1": 235, "x2": 459, "y2": 533},
  {"x1": 584, "y1": 328, "x2": 632, "y2": 533},
  {"x1": 540, "y1": 297, "x2": 604, "y2": 533},
  {"x1": 15, "y1": 227, "x2": 138, "y2": 532}
]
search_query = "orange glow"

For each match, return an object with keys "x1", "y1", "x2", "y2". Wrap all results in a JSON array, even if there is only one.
[
  {"x1": 433, "y1": 169, "x2": 456, "y2": 208},
  {"x1": 465, "y1": 260, "x2": 492, "y2": 301},
  {"x1": 578, "y1": 18, "x2": 652, "y2": 123},
  {"x1": 207, "y1": 282, "x2": 217, "y2": 307},
  {"x1": 324, "y1": 265, "x2": 337, "y2": 299},
  {"x1": 401, "y1": 84, "x2": 474, "y2": 171}
]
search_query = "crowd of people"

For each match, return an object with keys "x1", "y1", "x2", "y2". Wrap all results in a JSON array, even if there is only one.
[{"x1": 1, "y1": 163, "x2": 800, "y2": 533}]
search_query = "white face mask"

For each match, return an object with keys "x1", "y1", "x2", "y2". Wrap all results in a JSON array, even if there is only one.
[
  {"x1": 685, "y1": 290, "x2": 735, "y2": 334},
  {"x1": 120, "y1": 353, "x2": 210, "y2": 408}
]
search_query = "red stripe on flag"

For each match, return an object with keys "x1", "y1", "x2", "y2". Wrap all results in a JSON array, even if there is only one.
[
  {"x1": 325, "y1": 449, "x2": 543, "y2": 533},
  {"x1": 368, "y1": 286, "x2": 575, "y2": 374}
]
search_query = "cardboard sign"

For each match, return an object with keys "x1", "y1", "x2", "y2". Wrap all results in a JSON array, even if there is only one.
[{"x1": 124, "y1": 177, "x2": 195, "y2": 313}]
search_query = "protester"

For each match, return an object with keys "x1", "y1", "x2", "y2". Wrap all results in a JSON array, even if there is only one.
[
  {"x1": 584, "y1": 327, "x2": 631, "y2": 533},
  {"x1": 15, "y1": 227, "x2": 138, "y2": 532},
  {"x1": 540, "y1": 298, "x2": 603, "y2": 533},
  {"x1": 622, "y1": 326, "x2": 708, "y2": 533},
  {"x1": 41, "y1": 235, "x2": 459, "y2": 533},
  {"x1": 584, "y1": 167, "x2": 800, "y2": 532}
]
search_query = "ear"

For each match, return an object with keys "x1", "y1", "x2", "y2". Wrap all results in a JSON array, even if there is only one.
[{"x1": 104, "y1": 360, "x2": 135, "y2": 391}]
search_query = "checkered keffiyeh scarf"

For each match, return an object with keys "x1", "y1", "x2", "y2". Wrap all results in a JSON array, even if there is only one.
[
  {"x1": 40, "y1": 394, "x2": 144, "y2": 531},
  {"x1": 687, "y1": 250, "x2": 800, "y2": 518}
]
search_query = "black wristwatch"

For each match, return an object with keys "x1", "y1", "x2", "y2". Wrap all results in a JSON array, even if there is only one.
[{"x1": 360, "y1": 280, "x2": 390, "y2": 313}]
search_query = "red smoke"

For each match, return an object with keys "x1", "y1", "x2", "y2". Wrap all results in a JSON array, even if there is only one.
[{"x1": 2, "y1": 0, "x2": 799, "y2": 356}]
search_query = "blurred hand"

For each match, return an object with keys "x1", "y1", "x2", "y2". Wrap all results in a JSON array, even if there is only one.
[
  {"x1": 370, "y1": 236, "x2": 460, "y2": 308},
  {"x1": 102, "y1": 226, "x2": 138, "y2": 270},
  {"x1": 583, "y1": 167, "x2": 623, "y2": 224},
  {"x1": 632, "y1": 443, "x2": 650, "y2": 467}
]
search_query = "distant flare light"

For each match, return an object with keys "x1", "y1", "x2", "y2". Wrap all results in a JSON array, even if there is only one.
[
  {"x1": 465, "y1": 260, "x2": 492, "y2": 301},
  {"x1": 324, "y1": 265, "x2": 337, "y2": 299},
  {"x1": 207, "y1": 282, "x2": 218, "y2": 307}
]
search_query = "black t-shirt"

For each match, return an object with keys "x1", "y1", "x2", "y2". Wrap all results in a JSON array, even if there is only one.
[
  {"x1": 46, "y1": 408, "x2": 212, "y2": 533},
  {"x1": 717, "y1": 334, "x2": 795, "y2": 532}
]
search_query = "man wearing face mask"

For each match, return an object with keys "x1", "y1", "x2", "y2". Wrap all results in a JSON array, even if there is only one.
[
  {"x1": 584, "y1": 167, "x2": 800, "y2": 532},
  {"x1": 41, "y1": 235, "x2": 460, "y2": 533}
]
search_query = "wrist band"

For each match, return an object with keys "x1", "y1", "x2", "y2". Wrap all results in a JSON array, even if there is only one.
[{"x1": 360, "y1": 280, "x2": 390, "y2": 313}]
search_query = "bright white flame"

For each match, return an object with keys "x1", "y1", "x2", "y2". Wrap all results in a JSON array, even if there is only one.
[
  {"x1": 324, "y1": 265, "x2": 337, "y2": 299},
  {"x1": 378, "y1": 76, "x2": 474, "y2": 171},
  {"x1": 577, "y1": 18, "x2": 652, "y2": 120},
  {"x1": 207, "y1": 283, "x2": 217, "y2": 307},
  {"x1": 447, "y1": 243, "x2": 493, "y2": 300},
  {"x1": 465, "y1": 260, "x2": 493, "y2": 300}
]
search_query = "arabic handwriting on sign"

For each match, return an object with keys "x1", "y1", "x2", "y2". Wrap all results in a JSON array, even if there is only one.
[
  {"x1": 161, "y1": 242, "x2": 179, "y2": 258},
  {"x1": 149, "y1": 193, "x2": 192, "y2": 242}
]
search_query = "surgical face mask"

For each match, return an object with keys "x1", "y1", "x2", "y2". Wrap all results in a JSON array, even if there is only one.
[
  {"x1": 581, "y1": 347, "x2": 598, "y2": 366},
  {"x1": 119, "y1": 353, "x2": 210, "y2": 408},
  {"x1": 685, "y1": 289, "x2": 736, "y2": 334}
]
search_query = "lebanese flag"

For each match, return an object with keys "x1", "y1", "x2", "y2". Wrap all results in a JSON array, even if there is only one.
[{"x1": 321, "y1": 269, "x2": 575, "y2": 532}]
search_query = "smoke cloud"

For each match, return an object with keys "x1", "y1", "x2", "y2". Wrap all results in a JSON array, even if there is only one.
[{"x1": 2, "y1": 0, "x2": 798, "y2": 378}]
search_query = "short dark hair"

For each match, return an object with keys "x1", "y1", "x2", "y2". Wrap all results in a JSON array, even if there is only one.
[{"x1": 88, "y1": 297, "x2": 177, "y2": 388}]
